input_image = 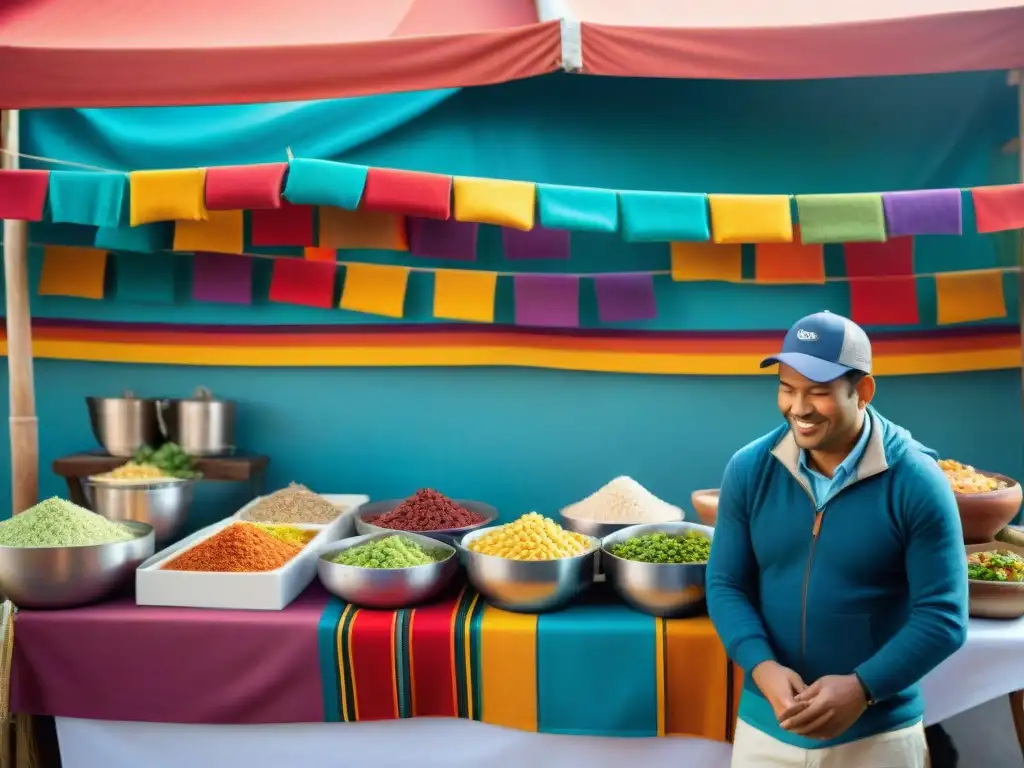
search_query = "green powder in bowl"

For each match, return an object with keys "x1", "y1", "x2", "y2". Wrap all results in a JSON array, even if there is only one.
[
  {"x1": 0, "y1": 497, "x2": 137, "y2": 548},
  {"x1": 330, "y1": 535, "x2": 447, "y2": 569}
]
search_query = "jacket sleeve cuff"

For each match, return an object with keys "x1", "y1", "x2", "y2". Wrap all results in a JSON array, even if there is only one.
[
  {"x1": 732, "y1": 637, "x2": 775, "y2": 674},
  {"x1": 853, "y1": 662, "x2": 887, "y2": 703}
]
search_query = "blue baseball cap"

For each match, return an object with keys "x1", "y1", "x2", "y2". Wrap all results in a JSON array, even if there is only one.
[{"x1": 760, "y1": 311, "x2": 872, "y2": 383}]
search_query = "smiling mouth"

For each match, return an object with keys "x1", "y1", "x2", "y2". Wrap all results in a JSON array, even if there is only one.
[{"x1": 794, "y1": 419, "x2": 823, "y2": 431}]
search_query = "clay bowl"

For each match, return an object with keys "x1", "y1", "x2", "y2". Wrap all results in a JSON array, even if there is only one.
[
  {"x1": 691, "y1": 489, "x2": 719, "y2": 527},
  {"x1": 954, "y1": 472, "x2": 1022, "y2": 545},
  {"x1": 965, "y1": 542, "x2": 1024, "y2": 619}
]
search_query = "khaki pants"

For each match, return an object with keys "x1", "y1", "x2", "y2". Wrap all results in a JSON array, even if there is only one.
[{"x1": 732, "y1": 720, "x2": 927, "y2": 768}]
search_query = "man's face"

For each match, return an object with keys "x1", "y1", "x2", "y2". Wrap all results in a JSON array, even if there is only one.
[{"x1": 777, "y1": 364, "x2": 867, "y2": 452}]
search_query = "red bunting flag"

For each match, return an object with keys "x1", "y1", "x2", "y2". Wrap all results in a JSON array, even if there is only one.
[
  {"x1": 205, "y1": 163, "x2": 287, "y2": 210},
  {"x1": 0, "y1": 169, "x2": 49, "y2": 221},
  {"x1": 848, "y1": 277, "x2": 919, "y2": 326},
  {"x1": 361, "y1": 168, "x2": 452, "y2": 220},
  {"x1": 250, "y1": 202, "x2": 315, "y2": 247},
  {"x1": 971, "y1": 184, "x2": 1024, "y2": 233},
  {"x1": 268, "y1": 258, "x2": 336, "y2": 308},
  {"x1": 843, "y1": 239, "x2": 913, "y2": 277}
]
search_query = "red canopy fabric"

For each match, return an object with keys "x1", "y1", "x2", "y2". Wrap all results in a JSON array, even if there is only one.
[
  {"x1": 569, "y1": 0, "x2": 1024, "y2": 79},
  {"x1": 0, "y1": 0, "x2": 560, "y2": 108}
]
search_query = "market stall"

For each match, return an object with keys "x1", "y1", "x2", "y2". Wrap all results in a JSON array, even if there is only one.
[{"x1": 1, "y1": 0, "x2": 1024, "y2": 766}]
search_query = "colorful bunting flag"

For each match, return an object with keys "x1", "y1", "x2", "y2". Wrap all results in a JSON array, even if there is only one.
[
  {"x1": 284, "y1": 159, "x2": 367, "y2": 210},
  {"x1": 173, "y1": 210, "x2": 244, "y2": 254},
  {"x1": 129, "y1": 169, "x2": 207, "y2": 226},
  {"x1": 340, "y1": 263, "x2": 410, "y2": 318},
  {"x1": 755, "y1": 233, "x2": 825, "y2": 284},
  {"x1": 843, "y1": 239, "x2": 914, "y2": 277},
  {"x1": 708, "y1": 195, "x2": 792, "y2": 244},
  {"x1": 514, "y1": 274, "x2": 580, "y2": 328},
  {"x1": 409, "y1": 218, "x2": 478, "y2": 260},
  {"x1": 0, "y1": 170, "x2": 49, "y2": 222},
  {"x1": 618, "y1": 191, "x2": 709, "y2": 242},
  {"x1": 319, "y1": 207, "x2": 408, "y2": 251},
  {"x1": 48, "y1": 171, "x2": 125, "y2": 228},
  {"x1": 268, "y1": 258, "x2": 336, "y2": 308},
  {"x1": 191, "y1": 252, "x2": 253, "y2": 305},
  {"x1": 848, "y1": 277, "x2": 919, "y2": 326},
  {"x1": 934, "y1": 271, "x2": 1007, "y2": 325},
  {"x1": 669, "y1": 242, "x2": 742, "y2": 282},
  {"x1": 970, "y1": 185, "x2": 1024, "y2": 233},
  {"x1": 453, "y1": 177, "x2": 535, "y2": 231},
  {"x1": 537, "y1": 184, "x2": 619, "y2": 233},
  {"x1": 882, "y1": 189, "x2": 962, "y2": 236},
  {"x1": 114, "y1": 252, "x2": 176, "y2": 305},
  {"x1": 95, "y1": 223, "x2": 172, "y2": 254},
  {"x1": 593, "y1": 274, "x2": 658, "y2": 323},
  {"x1": 205, "y1": 163, "x2": 286, "y2": 211},
  {"x1": 433, "y1": 269, "x2": 497, "y2": 323},
  {"x1": 502, "y1": 226, "x2": 570, "y2": 260},
  {"x1": 250, "y1": 203, "x2": 315, "y2": 247},
  {"x1": 304, "y1": 247, "x2": 336, "y2": 263},
  {"x1": 361, "y1": 168, "x2": 451, "y2": 220},
  {"x1": 38, "y1": 246, "x2": 108, "y2": 299},
  {"x1": 795, "y1": 194, "x2": 886, "y2": 244}
]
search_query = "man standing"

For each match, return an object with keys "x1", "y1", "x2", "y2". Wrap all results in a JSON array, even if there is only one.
[{"x1": 707, "y1": 311, "x2": 968, "y2": 767}]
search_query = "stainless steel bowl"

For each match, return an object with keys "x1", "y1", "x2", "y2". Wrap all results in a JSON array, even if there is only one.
[
  {"x1": 559, "y1": 517, "x2": 636, "y2": 580},
  {"x1": 87, "y1": 394, "x2": 161, "y2": 457},
  {"x1": 355, "y1": 499, "x2": 498, "y2": 541},
  {"x1": 601, "y1": 521, "x2": 714, "y2": 618},
  {"x1": 156, "y1": 387, "x2": 236, "y2": 457},
  {"x1": 458, "y1": 525, "x2": 599, "y2": 613},
  {"x1": 317, "y1": 532, "x2": 459, "y2": 609},
  {"x1": 0, "y1": 521, "x2": 155, "y2": 609},
  {"x1": 83, "y1": 478, "x2": 195, "y2": 545}
]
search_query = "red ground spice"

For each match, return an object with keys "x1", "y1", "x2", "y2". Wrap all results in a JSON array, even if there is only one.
[
  {"x1": 370, "y1": 489, "x2": 487, "y2": 532},
  {"x1": 162, "y1": 523, "x2": 301, "y2": 572}
]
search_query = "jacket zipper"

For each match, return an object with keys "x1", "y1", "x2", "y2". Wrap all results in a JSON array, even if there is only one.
[{"x1": 800, "y1": 501, "x2": 824, "y2": 666}]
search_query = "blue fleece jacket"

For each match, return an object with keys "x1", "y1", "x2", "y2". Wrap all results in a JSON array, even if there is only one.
[{"x1": 707, "y1": 408, "x2": 968, "y2": 749}]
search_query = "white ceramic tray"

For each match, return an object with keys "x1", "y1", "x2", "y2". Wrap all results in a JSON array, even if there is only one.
[
  {"x1": 136, "y1": 517, "x2": 349, "y2": 611},
  {"x1": 234, "y1": 493, "x2": 369, "y2": 536}
]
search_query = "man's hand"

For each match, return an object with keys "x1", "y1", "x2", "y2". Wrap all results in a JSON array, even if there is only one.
[
  {"x1": 751, "y1": 661, "x2": 808, "y2": 721},
  {"x1": 779, "y1": 674, "x2": 867, "y2": 739}
]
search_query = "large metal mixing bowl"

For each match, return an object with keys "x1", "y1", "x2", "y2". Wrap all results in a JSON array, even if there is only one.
[
  {"x1": 83, "y1": 478, "x2": 195, "y2": 545},
  {"x1": 0, "y1": 521, "x2": 155, "y2": 609},
  {"x1": 355, "y1": 499, "x2": 498, "y2": 541},
  {"x1": 317, "y1": 532, "x2": 459, "y2": 609},
  {"x1": 457, "y1": 526, "x2": 599, "y2": 613},
  {"x1": 86, "y1": 395, "x2": 161, "y2": 457},
  {"x1": 601, "y1": 521, "x2": 714, "y2": 618}
]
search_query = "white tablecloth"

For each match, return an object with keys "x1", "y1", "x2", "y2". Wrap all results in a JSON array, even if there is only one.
[{"x1": 55, "y1": 618, "x2": 1024, "y2": 768}]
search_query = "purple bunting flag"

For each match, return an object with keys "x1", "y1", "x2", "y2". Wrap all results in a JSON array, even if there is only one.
[
  {"x1": 502, "y1": 225, "x2": 571, "y2": 260},
  {"x1": 593, "y1": 273, "x2": 658, "y2": 323},
  {"x1": 882, "y1": 189, "x2": 962, "y2": 236},
  {"x1": 191, "y1": 252, "x2": 253, "y2": 305},
  {"x1": 513, "y1": 274, "x2": 580, "y2": 328},
  {"x1": 408, "y1": 217, "x2": 478, "y2": 260}
]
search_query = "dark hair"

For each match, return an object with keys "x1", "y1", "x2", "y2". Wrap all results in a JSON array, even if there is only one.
[{"x1": 841, "y1": 370, "x2": 867, "y2": 392}]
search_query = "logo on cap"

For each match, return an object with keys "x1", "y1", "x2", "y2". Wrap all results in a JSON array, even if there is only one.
[{"x1": 795, "y1": 329, "x2": 818, "y2": 341}]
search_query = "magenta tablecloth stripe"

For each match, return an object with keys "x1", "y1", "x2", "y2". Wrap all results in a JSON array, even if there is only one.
[{"x1": 11, "y1": 585, "x2": 330, "y2": 724}]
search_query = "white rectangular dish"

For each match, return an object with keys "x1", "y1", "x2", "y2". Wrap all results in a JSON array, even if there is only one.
[
  {"x1": 234, "y1": 493, "x2": 369, "y2": 540},
  {"x1": 136, "y1": 516, "x2": 349, "y2": 611}
]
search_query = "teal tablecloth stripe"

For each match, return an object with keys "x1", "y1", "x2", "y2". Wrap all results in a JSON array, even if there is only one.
[
  {"x1": 537, "y1": 184, "x2": 619, "y2": 233},
  {"x1": 536, "y1": 595, "x2": 658, "y2": 736},
  {"x1": 316, "y1": 596, "x2": 345, "y2": 722},
  {"x1": 284, "y1": 159, "x2": 368, "y2": 210}
]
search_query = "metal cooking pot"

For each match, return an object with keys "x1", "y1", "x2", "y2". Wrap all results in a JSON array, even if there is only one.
[
  {"x1": 86, "y1": 390, "x2": 161, "y2": 457},
  {"x1": 156, "y1": 387, "x2": 236, "y2": 457}
]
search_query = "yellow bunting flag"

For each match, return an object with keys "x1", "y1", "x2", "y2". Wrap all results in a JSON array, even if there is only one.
[
  {"x1": 319, "y1": 207, "x2": 408, "y2": 251},
  {"x1": 340, "y1": 263, "x2": 410, "y2": 318},
  {"x1": 173, "y1": 210, "x2": 244, "y2": 254},
  {"x1": 934, "y1": 271, "x2": 1007, "y2": 325},
  {"x1": 129, "y1": 168, "x2": 207, "y2": 226},
  {"x1": 433, "y1": 269, "x2": 498, "y2": 323},
  {"x1": 39, "y1": 246, "x2": 108, "y2": 299},
  {"x1": 708, "y1": 194, "x2": 793, "y2": 244},
  {"x1": 670, "y1": 242, "x2": 742, "y2": 282},
  {"x1": 454, "y1": 177, "x2": 536, "y2": 231}
]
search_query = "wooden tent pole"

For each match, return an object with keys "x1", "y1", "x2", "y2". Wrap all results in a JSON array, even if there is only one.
[{"x1": 1, "y1": 110, "x2": 39, "y2": 515}]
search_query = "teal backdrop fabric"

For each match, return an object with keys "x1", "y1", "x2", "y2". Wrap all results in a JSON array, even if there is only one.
[{"x1": 2, "y1": 72, "x2": 1020, "y2": 526}]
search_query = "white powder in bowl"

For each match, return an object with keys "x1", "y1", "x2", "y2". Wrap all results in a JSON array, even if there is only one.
[{"x1": 561, "y1": 476, "x2": 683, "y2": 524}]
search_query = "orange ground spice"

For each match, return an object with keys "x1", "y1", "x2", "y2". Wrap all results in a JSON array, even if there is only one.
[{"x1": 162, "y1": 522, "x2": 302, "y2": 572}]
